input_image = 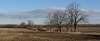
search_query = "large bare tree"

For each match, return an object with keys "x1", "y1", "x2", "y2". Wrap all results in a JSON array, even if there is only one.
[
  {"x1": 46, "y1": 10, "x2": 67, "y2": 32},
  {"x1": 66, "y1": 2, "x2": 88, "y2": 32}
]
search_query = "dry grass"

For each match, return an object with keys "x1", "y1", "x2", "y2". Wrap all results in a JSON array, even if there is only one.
[
  {"x1": 77, "y1": 27, "x2": 100, "y2": 33},
  {"x1": 0, "y1": 27, "x2": 99, "y2": 41}
]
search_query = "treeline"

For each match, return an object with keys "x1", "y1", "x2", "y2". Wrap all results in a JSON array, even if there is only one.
[
  {"x1": 37, "y1": 24, "x2": 100, "y2": 28},
  {"x1": 0, "y1": 24, "x2": 99, "y2": 28},
  {"x1": 0, "y1": 24, "x2": 18, "y2": 28}
]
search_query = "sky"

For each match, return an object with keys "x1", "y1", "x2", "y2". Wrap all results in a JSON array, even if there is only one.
[
  {"x1": 0, "y1": 0, "x2": 66, "y2": 12},
  {"x1": 0, "y1": 0, "x2": 100, "y2": 12},
  {"x1": 0, "y1": 0, "x2": 100, "y2": 24}
]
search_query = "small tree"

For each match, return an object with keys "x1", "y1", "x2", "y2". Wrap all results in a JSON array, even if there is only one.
[
  {"x1": 20, "y1": 22, "x2": 26, "y2": 28},
  {"x1": 27, "y1": 20, "x2": 34, "y2": 25},
  {"x1": 27, "y1": 20, "x2": 34, "y2": 29}
]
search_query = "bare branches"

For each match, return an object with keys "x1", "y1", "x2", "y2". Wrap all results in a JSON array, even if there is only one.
[
  {"x1": 27, "y1": 20, "x2": 34, "y2": 25},
  {"x1": 46, "y1": 10, "x2": 68, "y2": 32},
  {"x1": 45, "y1": 2, "x2": 88, "y2": 32},
  {"x1": 66, "y1": 2, "x2": 88, "y2": 32}
]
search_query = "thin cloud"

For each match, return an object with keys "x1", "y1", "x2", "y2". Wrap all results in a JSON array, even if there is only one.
[{"x1": 0, "y1": 7, "x2": 99, "y2": 24}]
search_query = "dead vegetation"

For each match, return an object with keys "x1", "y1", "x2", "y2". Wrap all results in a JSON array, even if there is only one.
[{"x1": 0, "y1": 27, "x2": 99, "y2": 41}]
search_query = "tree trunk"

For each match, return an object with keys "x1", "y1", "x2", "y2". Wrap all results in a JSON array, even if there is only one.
[
  {"x1": 50, "y1": 25, "x2": 52, "y2": 32},
  {"x1": 74, "y1": 23, "x2": 77, "y2": 32},
  {"x1": 71, "y1": 24, "x2": 73, "y2": 32},
  {"x1": 58, "y1": 25, "x2": 61, "y2": 32},
  {"x1": 66, "y1": 26, "x2": 69, "y2": 32},
  {"x1": 59, "y1": 27, "x2": 61, "y2": 32}
]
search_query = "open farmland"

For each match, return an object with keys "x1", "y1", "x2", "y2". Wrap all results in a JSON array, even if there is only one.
[{"x1": 0, "y1": 27, "x2": 99, "y2": 41}]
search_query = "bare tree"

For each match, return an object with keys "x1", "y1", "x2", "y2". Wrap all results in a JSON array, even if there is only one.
[
  {"x1": 45, "y1": 12, "x2": 54, "y2": 32},
  {"x1": 20, "y1": 22, "x2": 26, "y2": 28},
  {"x1": 46, "y1": 10, "x2": 67, "y2": 32},
  {"x1": 27, "y1": 20, "x2": 34, "y2": 25},
  {"x1": 66, "y1": 2, "x2": 88, "y2": 32},
  {"x1": 27, "y1": 20, "x2": 34, "y2": 29}
]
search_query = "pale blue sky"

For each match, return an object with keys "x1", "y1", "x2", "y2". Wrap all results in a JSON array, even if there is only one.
[{"x1": 0, "y1": 0, "x2": 99, "y2": 24}]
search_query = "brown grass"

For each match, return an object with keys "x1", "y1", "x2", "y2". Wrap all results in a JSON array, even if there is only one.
[{"x1": 0, "y1": 27, "x2": 100, "y2": 41}]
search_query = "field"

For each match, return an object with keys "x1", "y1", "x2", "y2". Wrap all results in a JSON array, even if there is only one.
[{"x1": 0, "y1": 27, "x2": 100, "y2": 41}]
